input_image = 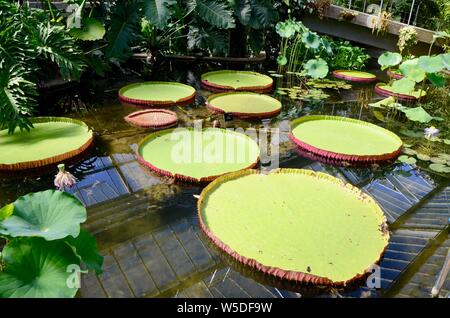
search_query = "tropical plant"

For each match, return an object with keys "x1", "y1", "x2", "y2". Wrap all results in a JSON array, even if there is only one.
[
  {"x1": 0, "y1": 1, "x2": 85, "y2": 133},
  {"x1": 325, "y1": 40, "x2": 370, "y2": 70},
  {"x1": 0, "y1": 190, "x2": 103, "y2": 298}
]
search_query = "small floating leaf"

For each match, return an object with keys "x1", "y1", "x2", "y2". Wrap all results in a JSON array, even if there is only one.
[
  {"x1": 398, "y1": 155, "x2": 417, "y2": 164},
  {"x1": 416, "y1": 153, "x2": 431, "y2": 161},
  {"x1": 429, "y1": 163, "x2": 450, "y2": 173},
  {"x1": 402, "y1": 148, "x2": 417, "y2": 156},
  {"x1": 430, "y1": 157, "x2": 447, "y2": 164}
]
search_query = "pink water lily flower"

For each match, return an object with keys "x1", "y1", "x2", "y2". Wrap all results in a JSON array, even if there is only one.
[{"x1": 54, "y1": 164, "x2": 77, "y2": 190}]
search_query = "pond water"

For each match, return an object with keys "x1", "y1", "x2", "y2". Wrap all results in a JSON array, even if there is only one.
[{"x1": 1, "y1": 64, "x2": 449, "y2": 298}]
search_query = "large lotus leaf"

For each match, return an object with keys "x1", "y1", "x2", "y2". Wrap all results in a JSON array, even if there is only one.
[
  {"x1": 418, "y1": 55, "x2": 444, "y2": 73},
  {"x1": 0, "y1": 237, "x2": 80, "y2": 298},
  {"x1": 302, "y1": 31, "x2": 320, "y2": 49},
  {"x1": 65, "y1": 229, "x2": 104, "y2": 275},
  {"x1": 70, "y1": 17, "x2": 105, "y2": 41},
  {"x1": 391, "y1": 78, "x2": 416, "y2": 94},
  {"x1": 401, "y1": 106, "x2": 433, "y2": 123},
  {"x1": 368, "y1": 96, "x2": 397, "y2": 108},
  {"x1": 0, "y1": 190, "x2": 86, "y2": 240},
  {"x1": 442, "y1": 53, "x2": 450, "y2": 69},
  {"x1": 378, "y1": 52, "x2": 402, "y2": 70},
  {"x1": 399, "y1": 59, "x2": 426, "y2": 82},
  {"x1": 428, "y1": 73, "x2": 446, "y2": 87},
  {"x1": 275, "y1": 20, "x2": 302, "y2": 38},
  {"x1": 303, "y1": 58, "x2": 329, "y2": 79}
]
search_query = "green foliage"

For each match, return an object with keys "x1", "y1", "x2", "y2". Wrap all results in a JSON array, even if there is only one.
[
  {"x1": 0, "y1": 190, "x2": 86, "y2": 240},
  {"x1": 187, "y1": 25, "x2": 229, "y2": 55},
  {"x1": 143, "y1": 0, "x2": 176, "y2": 29},
  {"x1": 0, "y1": 190, "x2": 103, "y2": 298},
  {"x1": 190, "y1": 0, "x2": 235, "y2": 29},
  {"x1": 326, "y1": 41, "x2": 370, "y2": 71},
  {"x1": 69, "y1": 17, "x2": 106, "y2": 41},
  {"x1": 106, "y1": 1, "x2": 140, "y2": 61},
  {"x1": 378, "y1": 52, "x2": 402, "y2": 70},
  {"x1": 235, "y1": 0, "x2": 278, "y2": 29},
  {"x1": 0, "y1": 1, "x2": 85, "y2": 133},
  {"x1": 0, "y1": 237, "x2": 80, "y2": 298},
  {"x1": 303, "y1": 58, "x2": 329, "y2": 79}
]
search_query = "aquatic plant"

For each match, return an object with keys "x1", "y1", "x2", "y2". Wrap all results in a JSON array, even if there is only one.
[
  {"x1": 397, "y1": 27, "x2": 418, "y2": 55},
  {"x1": 0, "y1": 190, "x2": 103, "y2": 297},
  {"x1": 0, "y1": 1, "x2": 85, "y2": 133}
]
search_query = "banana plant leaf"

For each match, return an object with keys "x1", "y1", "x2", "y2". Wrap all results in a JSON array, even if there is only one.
[
  {"x1": 0, "y1": 190, "x2": 86, "y2": 240},
  {"x1": 0, "y1": 237, "x2": 80, "y2": 298}
]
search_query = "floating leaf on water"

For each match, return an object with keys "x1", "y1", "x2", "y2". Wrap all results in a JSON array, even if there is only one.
[
  {"x1": 437, "y1": 153, "x2": 450, "y2": 160},
  {"x1": 276, "y1": 90, "x2": 287, "y2": 95},
  {"x1": 368, "y1": 96, "x2": 397, "y2": 109},
  {"x1": 430, "y1": 157, "x2": 447, "y2": 164},
  {"x1": 402, "y1": 148, "x2": 417, "y2": 156},
  {"x1": 444, "y1": 139, "x2": 450, "y2": 145},
  {"x1": 270, "y1": 73, "x2": 284, "y2": 78},
  {"x1": 429, "y1": 163, "x2": 450, "y2": 173},
  {"x1": 397, "y1": 155, "x2": 417, "y2": 165},
  {"x1": 416, "y1": 153, "x2": 431, "y2": 161}
]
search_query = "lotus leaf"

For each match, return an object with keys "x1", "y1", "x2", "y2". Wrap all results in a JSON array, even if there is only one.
[{"x1": 0, "y1": 190, "x2": 86, "y2": 240}]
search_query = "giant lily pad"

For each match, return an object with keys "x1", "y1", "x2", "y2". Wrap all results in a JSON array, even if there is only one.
[
  {"x1": 201, "y1": 70, "x2": 273, "y2": 93},
  {"x1": 198, "y1": 169, "x2": 389, "y2": 286},
  {"x1": 332, "y1": 70, "x2": 377, "y2": 83},
  {"x1": 290, "y1": 115, "x2": 402, "y2": 163},
  {"x1": 0, "y1": 117, "x2": 93, "y2": 173},
  {"x1": 119, "y1": 82, "x2": 196, "y2": 107},
  {"x1": 0, "y1": 237, "x2": 80, "y2": 298},
  {"x1": 207, "y1": 92, "x2": 281, "y2": 119},
  {"x1": 137, "y1": 128, "x2": 260, "y2": 182},
  {"x1": 0, "y1": 190, "x2": 86, "y2": 240},
  {"x1": 378, "y1": 52, "x2": 402, "y2": 70},
  {"x1": 303, "y1": 59, "x2": 329, "y2": 79},
  {"x1": 374, "y1": 83, "x2": 426, "y2": 101}
]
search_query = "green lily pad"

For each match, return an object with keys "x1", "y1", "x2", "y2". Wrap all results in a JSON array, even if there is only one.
[
  {"x1": 402, "y1": 148, "x2": 417, "y2": 156},
  {"x1": 437, "y1": 153, "x2": 450, "y2": 160},
  {"x1": 399, "y1": 59, "x2": 426, "y2": 82},
  {"x1": 65, "y1": 229, "x2": 104, "y2": 275},
  {"x1": 429, "y1": 163, "x2": 450, "y2": 173},
  {"x1": 0, "y1": 237, "x2": 80, "y2": 298},
  {"x1": 418, "y1": 55, "x2": 444, "y2": 73},
  {"x1": 398, "y1": 155, "x2": 417, "y2": 164},
  {"x1": 430, "y1": 157, "x2": 447, "y2": 164},
  {"x1": 0, "y1": 190, "x2": 86, "y2": 240},
  {"x1": 378, "y1": 52, "x2": 402, "y2": 70},
  {"x1": 69, "y1": 17, "x2": 105, "y2": 41},
  {"x1": 416, "y1": 153, "x2": 431, "y2": 161},
  {"x1": 303, "y1": 58, "x2": 329, "y2": 79}
]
